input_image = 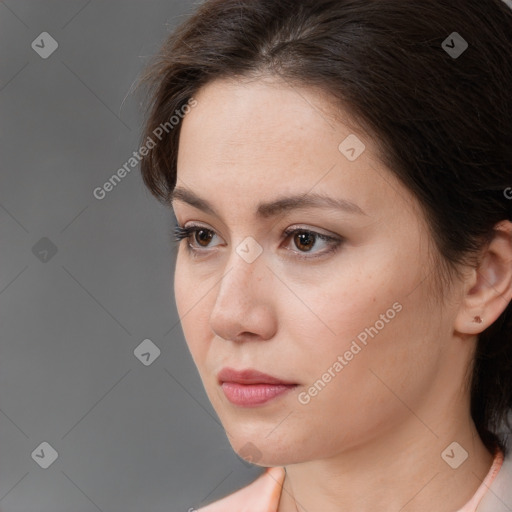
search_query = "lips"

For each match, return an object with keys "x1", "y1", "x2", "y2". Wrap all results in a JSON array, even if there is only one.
[
  {"x1": 218, "y1": 367, "x2": 298, "y2": 407},
  {"x1": 217, "y1": 367, "x2": 297, "y2": 385}
]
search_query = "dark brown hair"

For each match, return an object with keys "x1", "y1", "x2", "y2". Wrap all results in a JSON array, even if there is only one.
[{"x1": 138, "y1": 0, "x2": 512, "y2": 455}]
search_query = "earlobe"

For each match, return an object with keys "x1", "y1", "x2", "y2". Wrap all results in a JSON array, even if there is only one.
[{"x1": 454, "y1": 220, "x2": 512, "y2": 336}]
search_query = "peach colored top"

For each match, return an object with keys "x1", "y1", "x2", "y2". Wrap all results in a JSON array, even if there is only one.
[
  {"x1": 456, "y1": 450, "x2": 504, "y2": 512},
  {"x1": 198, "y1": 451, "x2": 504, "y2": 512}
]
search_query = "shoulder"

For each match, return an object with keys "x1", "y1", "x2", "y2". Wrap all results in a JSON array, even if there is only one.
[
  {"x1": 476, "y1": 449, "x2": 512, "y2": 512},
  {"x1": 196, "y1": 466, "x2": 286, "y2": 512}
]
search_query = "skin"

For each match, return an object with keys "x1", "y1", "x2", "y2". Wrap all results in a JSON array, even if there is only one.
[{"x1": 172, "y1": 75, "x2": 512, "y2": 512}]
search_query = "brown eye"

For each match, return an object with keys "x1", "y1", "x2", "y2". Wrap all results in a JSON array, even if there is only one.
[
  {"x1": 175, "y1": 224, "x2": 342, "y2": 261},
  {"x1": 194, "y1": 229, "x2": 214, "y2": 247},
  {"x1": 282, "y1": 227, "x2": 342, "y2": 260},
  {"x1": 293, "y1": 231, "x2": 316, "y2": 252}
]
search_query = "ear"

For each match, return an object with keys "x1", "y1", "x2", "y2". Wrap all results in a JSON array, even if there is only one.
[{"x1": 454, "y1": 220, "x2": 512, "y2": 336}]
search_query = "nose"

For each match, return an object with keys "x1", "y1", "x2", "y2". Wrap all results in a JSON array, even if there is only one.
[{"x1": 209, "y1": 250, "x2": 277, "y2": 343}]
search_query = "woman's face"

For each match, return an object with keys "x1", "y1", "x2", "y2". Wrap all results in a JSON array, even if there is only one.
[{"x1": 172, "y1": 76, "x2": 467, "y2": 466}]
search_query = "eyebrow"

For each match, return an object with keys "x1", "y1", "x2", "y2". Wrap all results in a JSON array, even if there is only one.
[{"x1": 170, "y1": 187, "x2": 367, "y2": 218}]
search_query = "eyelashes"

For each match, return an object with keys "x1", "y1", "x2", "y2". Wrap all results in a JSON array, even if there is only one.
[
  {"x1": 173, "y1": 223, "x2": 343, "y2": 260},
  {"x1": 174, "y1": 225, "x2": 196, "y2": 242}
]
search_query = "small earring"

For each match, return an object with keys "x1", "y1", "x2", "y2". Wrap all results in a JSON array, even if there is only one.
[{"x1": 473, "y1": 315, "x2": 483, "y2": 324}]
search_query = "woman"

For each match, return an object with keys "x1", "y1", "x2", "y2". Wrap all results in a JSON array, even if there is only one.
[{"x1": 138, "y1": 0, "x2": 512, "y2": 510}]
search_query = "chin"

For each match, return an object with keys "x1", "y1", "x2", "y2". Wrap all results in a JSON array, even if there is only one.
[
  {"x1": 232, "y1": 442, "x2": 301, "y2": 467},
  {"x1": 225, "y1": 426, "x2": 309, "y2": 467}
]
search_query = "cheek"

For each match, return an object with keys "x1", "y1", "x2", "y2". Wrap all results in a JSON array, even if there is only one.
[
  {"x1": 173, "y1": 255, "x2": 189, "y2": 318},
  {"x1": 284, "y1": 244, "x2": 421, "y2": 362},
  {"x1": 173, "y1": 257, "x2": 212, "y2": 364},
  {"x1": 285, "y1": 244, "x2": 436, "y2": 407},
  {"x1": 286, "y1": 299, "x2": 437, "y2": 457}
]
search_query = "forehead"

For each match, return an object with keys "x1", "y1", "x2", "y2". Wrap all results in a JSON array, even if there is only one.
[
  {"x1": 175, "y1": 76, "x2": 411, "y2": 223},
  {"x1": 180, "y1": 78, "x2": 360, "y2": 173},
  {"x1": 178, "y1": 76, "x2": 359, "y2": 152}
]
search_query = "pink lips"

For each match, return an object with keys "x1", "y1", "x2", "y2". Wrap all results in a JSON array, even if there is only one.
[{"x1": 218, "y1": 367, "x2": 298, "y2": 407}]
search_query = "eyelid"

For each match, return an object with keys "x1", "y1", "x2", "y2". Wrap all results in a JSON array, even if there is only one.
[{"x1": 283, "y1": 224, "x2": 339, "y2": 239}]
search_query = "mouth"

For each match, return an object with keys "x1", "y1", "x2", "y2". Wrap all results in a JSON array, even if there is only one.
[{"x1": 217, "y1": 367, "x2": 298, "y2": 407}]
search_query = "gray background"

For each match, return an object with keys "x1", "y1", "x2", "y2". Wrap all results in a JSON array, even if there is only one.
[{"x1": 0, "y1": 1, "x2": 262, "y2": 511}]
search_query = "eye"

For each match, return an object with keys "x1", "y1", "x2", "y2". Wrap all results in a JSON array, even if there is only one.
[
  {"x1": 282, "y1": 227, "x2": 342, "y2": 259},
  {"x1": 173, "y1": 223, "x2": 342, "y2": 260},
  {"x1": 173, "y1": 224, "x2": 220, "y2": 249}
]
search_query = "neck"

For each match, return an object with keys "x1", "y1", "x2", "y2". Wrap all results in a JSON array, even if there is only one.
[{"x1": 278, "y1": 405, "x2": 494, "y2": 512}]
